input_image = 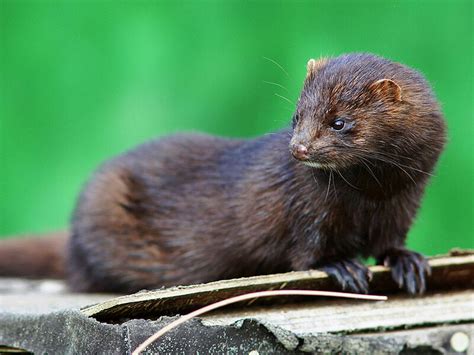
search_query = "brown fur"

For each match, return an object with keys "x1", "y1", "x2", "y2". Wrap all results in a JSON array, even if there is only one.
[
  {"x1": 0, "y1": 232, "x2": 67, "y2": 279},
  {"x1": 0, "y1": 53, "x2": 447, "y2": 294}
]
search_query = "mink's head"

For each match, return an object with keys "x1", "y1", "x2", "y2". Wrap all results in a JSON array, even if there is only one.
[{"x1": 289, "y1": 53, "x2": 446, "y2": 172}]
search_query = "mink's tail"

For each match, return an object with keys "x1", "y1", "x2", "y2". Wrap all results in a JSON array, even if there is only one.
[{"x1": 0, "y1": 232, "x2": 67, "y2": 279}]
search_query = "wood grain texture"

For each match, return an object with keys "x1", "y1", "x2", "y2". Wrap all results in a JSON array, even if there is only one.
[
  {"x1": 202, "y1": 290, "x2": 474, "y2": 334},
  {"x1": 82, "y1": 253, "x2": 474, "y2": 322}
]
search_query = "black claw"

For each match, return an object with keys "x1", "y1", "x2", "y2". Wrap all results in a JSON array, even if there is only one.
[
  {"x1": 354, "y1": 278, "x2": 369, "y2": 294},
  {"x1": 417, "y1": 270, "x2": 426, "y2": 294},
  {"x1": 410, "y1": 253, "x2": 426, "y2": 294},
  {"x1": 391, "y1": 260, "x2": 404, "y2": 288},
  {"x1": 321, "y1": 259, "x2": 371, "y2": 294},
  {"x1": 383, "y1": 249, "x2": 430, "y2": 295},
  {"x1": 405, "y1": 271, "x2": 417, "y2": 294},
  {"x1": 367, "y1": 268, "x2": 374, "y2": 282},
  {"x1": 323, "y1": 265, "x2": 347, "y2": 290},
  {"x1": 346, "y1": 260, "x2": 369, "y2": 294},
  {"x1": 346, "y1": 278, "x2": 360, "y2": 293},
  {"x1": 425, "y1": 262, "x2": 432, "y2": 277}
]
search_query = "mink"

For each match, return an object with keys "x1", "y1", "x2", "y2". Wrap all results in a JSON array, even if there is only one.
[{"x1": 65, "y1": 53, "x2": 446, "y2": 294}]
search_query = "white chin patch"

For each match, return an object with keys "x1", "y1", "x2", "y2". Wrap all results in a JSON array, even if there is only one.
[{"x1": 302, "y1": 161, "x2": 337, "y2": 170}]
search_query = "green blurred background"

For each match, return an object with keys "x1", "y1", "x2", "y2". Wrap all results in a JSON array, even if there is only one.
[{"x1": 0, "y1": 0, "x2": 472, "y2": 255}]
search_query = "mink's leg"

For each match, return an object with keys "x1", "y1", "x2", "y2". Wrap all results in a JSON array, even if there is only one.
[
  {"x1": 320, "y1": 259, "x2": 372, "y2": 294},
  {"x1": 377, "y1": 248, "x2": 431, "y2": 295}
]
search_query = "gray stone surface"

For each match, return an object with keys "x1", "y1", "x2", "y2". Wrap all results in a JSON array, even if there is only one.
[
  {"x1": 0, "y1": 278, "x2": 473, "y2": 354},
  {"x1": 0, "y1": 310, "x2": 124, "y2": 354},
  {"x1": 0, "y1": 309, "x2": 411, "y2": 354}
]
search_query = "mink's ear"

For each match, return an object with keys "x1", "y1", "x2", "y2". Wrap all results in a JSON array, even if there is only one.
[
  {"x1": 369, "y1": 79, "x2": 403, "y2": 102},
  {"x1": 306, "y1": 57, "x2": 328, "y2": 79}
]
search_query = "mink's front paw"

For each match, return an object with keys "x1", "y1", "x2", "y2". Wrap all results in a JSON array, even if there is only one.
[
  {"x1": 381, "y1": 249, "x2": 431, "y2": 295},
  {"x1": 321, "y1": 259, "x2": 372, "y2": 294}
]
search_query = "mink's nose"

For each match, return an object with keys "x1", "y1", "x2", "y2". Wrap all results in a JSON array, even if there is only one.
[{"x1": 291, "y1": 144, "x2": 309, "y2": 161}]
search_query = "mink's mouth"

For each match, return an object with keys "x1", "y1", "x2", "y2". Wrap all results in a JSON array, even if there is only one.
[{"x1": 289, "y1": 144, "x2": 343, "y2": 170}]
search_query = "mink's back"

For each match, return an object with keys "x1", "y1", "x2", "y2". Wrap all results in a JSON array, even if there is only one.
[{"x1": 68, "y1": 131, "x2": 301, "y2": 292}]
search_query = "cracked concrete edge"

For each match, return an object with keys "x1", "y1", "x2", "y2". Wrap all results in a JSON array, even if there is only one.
[
  {"x1": 126, "y1": 317, "x2": 302, "y2": 354},
  {"x1": 0, "y1": 310, "x2": 124, "y2": 354},
  {"x1": 0, "y1": 310, "x2": 301, "y2": 354},
  {"x1": 0, "y1": 310, "x2": 295, "y2": 354},
  {"x1": 251, "y1": 319, "x2": 409, "y2": 354},
  {"x1": 250, "y1": 319, "x2": 301, "y2": 351},
  {"x1": 0, "y1": 309, "x2": 417, "y2": 354}
]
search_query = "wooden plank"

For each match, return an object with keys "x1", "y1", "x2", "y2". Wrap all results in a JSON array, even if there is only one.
[
  {"x1": 82, "y1": 253, "x2": 474, "y2": 322},
  {"x1": 202, "y1": 290, "x2": 474, "y2": 334}
]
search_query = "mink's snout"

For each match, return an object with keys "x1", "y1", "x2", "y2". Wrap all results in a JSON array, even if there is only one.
[{"x1": 290, "y1": 143, "x2": 309, "y2": 161}]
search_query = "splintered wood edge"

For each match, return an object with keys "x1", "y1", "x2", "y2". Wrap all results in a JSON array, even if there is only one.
[{"x1": 81, "y1": 253, "x2": 474, "y2": 320}]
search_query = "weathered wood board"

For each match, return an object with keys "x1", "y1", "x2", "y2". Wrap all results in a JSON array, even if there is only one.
[
  {"x1": 202, "y1": 290, "x2": 474, "y2": 334},
  {"x1": 82, "y1": 253, "x2": 474, "y2": 322}
]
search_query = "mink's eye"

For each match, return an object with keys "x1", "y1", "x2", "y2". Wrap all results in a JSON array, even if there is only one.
[
  {"x1": 292, "y1": 113, "x2": 300, "y2": 128},
  {"x1": 331, "y1": 118, "x2": 346, "y2": 131}
]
